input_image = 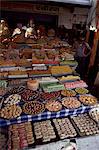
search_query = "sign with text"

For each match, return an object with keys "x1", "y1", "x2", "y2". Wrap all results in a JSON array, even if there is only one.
[{"x1": 1, "y1": 2, "x2": 59, "y2": 15}]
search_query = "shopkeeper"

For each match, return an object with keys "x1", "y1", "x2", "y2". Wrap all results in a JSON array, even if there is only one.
[
  {"x1": 75, "y1": 37, "x2": 91, "y2": 79},
  {"x1": 26, "y1": 19, "x2": 36, "y2": 38}
]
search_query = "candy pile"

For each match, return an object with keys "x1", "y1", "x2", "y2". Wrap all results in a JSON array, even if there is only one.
[
  {"x1": 75, "y1": 88, "x2": 89, "y2": 94},
  {"x1": 4, "y1": 94, "x2": 21, "y2": 106},
  {"x1": 79, "y1": 95, "x2": 97, "y2": 106},
  {"x1": 45, "y1": 100, "x2": 62, "y2": 112},
  {"x1": 61, "y1": 89, "x2": 76, "y2": 97},
  {"x1": 53, "y1": 118, "x2": 77, "y2": 139},
  {"x1": 0, "y1": 104, "x2": 22, "y2": 119},
  {"x1": 0, "y1": 87, "x2": 7, "y2": 96},
  {"x1": 62, "y1": 97, "x2": 81, "y2": 109},
  {"x1": 23, "y1": 101, "x2": 45, "y2": 115},
  {"x1": 41, "y1": 91, "x2": 60, "y2": 101},
  {"x1": 20, "y1": 89, "x2": 39, "y2": 101},
  {"x1": 0, "y1": 127, "x2": 8, "y2": 150},
  {"x1": 51, "y1": 66, "x2": 72, "y2": 75},
  {"x1": 64, "y1": 80, "x2": 88, "y2": 89},
  {"x1": 71, "y1": 114, "x2": 99, "y2": 136},
  {"x1": 34, "y1": 120, "x2": 56, "y2": 142},
  {"x1": 8, "y1": 122, "x2": 34, "y2": 150}
]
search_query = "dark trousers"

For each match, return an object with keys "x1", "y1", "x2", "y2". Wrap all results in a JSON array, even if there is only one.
[{"x1": 76, "y1": 57, "x2": 86, "y2": 79}]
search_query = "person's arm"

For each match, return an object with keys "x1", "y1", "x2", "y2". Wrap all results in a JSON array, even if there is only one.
[{"x1": 83, "y1": 42, "x2": 91, "y2": 57}]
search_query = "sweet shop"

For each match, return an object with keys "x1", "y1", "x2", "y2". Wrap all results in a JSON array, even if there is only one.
[{"x1": 0, "y1": 0, "x2": 99, "y2": 150}]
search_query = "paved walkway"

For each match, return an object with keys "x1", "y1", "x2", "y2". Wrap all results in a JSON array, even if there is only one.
[{"x1": 28, "y1": 135, "x2": 99, "y2": 150}]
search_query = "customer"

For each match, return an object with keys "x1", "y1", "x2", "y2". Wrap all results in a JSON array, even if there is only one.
[
  {"x1": 58, "y1": 25, "x2": 67, "y2": 40},
  {"x1": 75, "y1": 37, "x2": 91, "y2": 79}
]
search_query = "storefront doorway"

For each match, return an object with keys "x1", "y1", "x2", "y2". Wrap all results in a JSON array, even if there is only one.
[{"x1": 1, "y1": 10, "x2": 58, "y2": 30}]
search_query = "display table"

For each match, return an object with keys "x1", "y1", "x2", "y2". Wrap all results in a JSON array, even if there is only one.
[
  {"x1": 0, "y1": 105, "x2": 93, "y2": 127},
  {"x1": 0, "y1": 46, "x2": 98, "y2": 150}
]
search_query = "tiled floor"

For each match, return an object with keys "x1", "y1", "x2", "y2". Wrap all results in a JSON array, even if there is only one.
[
  {"x1": 76, "y1": 135, "x2": 99, "y2": 150},
  {"x1": 28, "y1": 135, "x2": 99, "y2": 150}
]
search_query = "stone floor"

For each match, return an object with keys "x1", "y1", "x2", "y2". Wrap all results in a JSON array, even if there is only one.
[{"x1": 28, "y1": 135, "x2": 99, "y2": 150}]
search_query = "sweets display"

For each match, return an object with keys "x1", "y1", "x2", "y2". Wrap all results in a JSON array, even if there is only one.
[
  {"x1": 0, "y1": 60, "x2": 16, "y2": 67},
  {"x1": 4, "y1": 94, "x2": 21, "y2": 106},
  {"x1": 61, "y1": 89, "x2": 76, "y2": 97},
  {"x1": 89, "y1": 107, "x2": 99, "y2": 123},
  {"x1": 0, "y1": 87, "x2": 7, "y2": 96},
  {"x1": 0, "y1": 71, "x2": 8, "y2": 78},
  {"x1": 0, "y1": 104, "x2": 22, "y2": 119},
  {"x1": 33, "y1": 65, "x2": 47, "y2": 70},
  {"x1": 60, "y1": 52, "x2": 74, "y2": 60},
  {"x1": 15, "y1": 59, "x2": 32, "y2": 67},
  {"x1": 41, "y1": 91, "x2": 60, "y2": 101},
  {"x1": 34, "y1": 120, "x2": 56, "y2": 142},
  {"x1": 23, "y1": 101, "x2": 45, "y2": 115},
  {"x1": 24, "y1": 122, "x2": 35, "y2": 145},
  {"x1": 27, "y1": 79, "x2": 39, "y2": 91},
  {"x1": 38, "y1": 77, "x2": 58, "y2": 84},
  {"x1": 28, "y1": 69, "x2": 51, "y2": 77},
  {"x1": 75, "y1": 88, "x2": 89, "y2": 94},
  {"x1": 8, "y1": 122, "x2": 34, "y2": 150},
  {"x1": 0, "y1": 80, "x2": 7, "y2": 88},
  {"x1": 53, "y1": 118, "x2": 77, "y2": 139},
  {"x1": 41, "y1": 82, "x2": 65, "y2": 92},
  {"x1": 8, "y1": 79, "x2": 22, "y2": 86},
  {"x1": 71, "y1": 114, "x2": 99, "y2": 136},
  {"x1": 60, "y1": 60, "x2": 78, "y2": 66},
  {"x1": 8, "y1": 70, "x2": 28, "y2": 78},
  {"x1": 0, "y1": 127, "x2": 8, "y2": 150},
  {"x1": 45, "y1": 100, "x2": 62, "y2": 112},
  {"x1": 9, "y1": 124, "x2": 27, "y2": 150},
  {"x1": 20, "y1": 89, "x2": 39, "y2": 101},
  {"x1": 0, "y1": 39, "x2": 99, "y2": 148},
  {"x1": 79, "y1": 95, "x2": 97, "y2": 106},
  {"x1": 62, "y1": 97, "x2": 81, "y2": 109},
  {"x1": 51, "y1": 66, "x2": 72, "y2": 75},
  {"x1": 64, "y1": 80, "x2": 88, "y2": 89},
  {"x1": 8, "y1": 86, "x2": 25, "y2": 94},
  {"x1": 59, "y1": 75, "x2": 80, "y2": 82}
]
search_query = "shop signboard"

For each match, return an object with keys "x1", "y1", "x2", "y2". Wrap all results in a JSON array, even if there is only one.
[{"x1": 1, "y1": 2, "x2": 59, "y2": 15}]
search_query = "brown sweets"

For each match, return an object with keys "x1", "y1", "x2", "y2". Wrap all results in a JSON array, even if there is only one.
[
  {"x1": 33, "y1": 120, "x2": 56, "y2": 142},
  {"x1": 20, "y1": 89, "x2": 39, "y2": 101},
  {"x1": 53, "y1": 118, "x2": 77, "y2": 139},
  {"x1": 71, "y1": 114, "x2": 99, "y2": 136},
  {"x1": 0, "y1": 104, "x2": 22, "y2": 119},
  {"x1": 45, "y1": 100, "x2": 62, "y2": 112},
  {"x1": 79, "y1": 95, "x2": 97, "y2": 106},
  {"x1": 62, "y1": 97, "x2": 81, "y2": 109},
  {"x1": 23, "y1": 101, "x2": 45, "y2": 115},
  {"x1": 61, "y1": 89, "x2": 76, "y2": 97}
]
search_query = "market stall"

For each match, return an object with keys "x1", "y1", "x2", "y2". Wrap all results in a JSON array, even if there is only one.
[{"x1": 0, "y1": 18, "x2": 99, "y2": 150}]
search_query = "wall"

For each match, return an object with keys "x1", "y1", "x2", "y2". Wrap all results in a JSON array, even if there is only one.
[{"x1": 58, "y1": 7, "x2": 89, "y2": 29}]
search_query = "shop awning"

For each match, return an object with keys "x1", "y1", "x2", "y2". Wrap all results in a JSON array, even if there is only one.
[{"x1": 45, "y1": 0, "x2": 92, "y2": 6}]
